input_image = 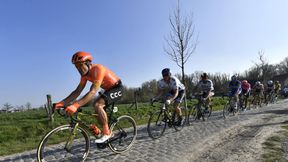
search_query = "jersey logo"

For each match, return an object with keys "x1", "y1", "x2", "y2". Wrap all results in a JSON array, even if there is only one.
[{"x1": 110, "y1": 91, "x2": 122, "y2": 99}]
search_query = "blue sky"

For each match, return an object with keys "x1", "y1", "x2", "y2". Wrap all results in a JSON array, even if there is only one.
[{"x1": 0, "y1": 0, "x2": 287, "y2": 107}]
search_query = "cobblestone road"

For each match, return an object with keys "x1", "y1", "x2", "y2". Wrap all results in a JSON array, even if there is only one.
[{"x1": 1, "y1": 99, "x2": 287, "y2": 162}]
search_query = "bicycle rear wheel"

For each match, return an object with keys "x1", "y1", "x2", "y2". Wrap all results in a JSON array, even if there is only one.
[
  {"x1": 108, "y1": 115, "x2": 137, "y2": 153},
  {"x1": 173, "y1": 106, "x2": 187, "y2": 131},
  {"x1": 37, "y1": 124, "x2": 90, "y2": 162},
  {"x1": 147, "y1": 110, "x2": 167, "y2": 139}
]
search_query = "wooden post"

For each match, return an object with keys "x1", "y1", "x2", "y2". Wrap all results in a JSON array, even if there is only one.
[
  {"x1": 134, "y1": 90, "x2": 138, "y2": 110},
  {"x1": 46, "y1": 94, "x2": 54, "y2": 123}
]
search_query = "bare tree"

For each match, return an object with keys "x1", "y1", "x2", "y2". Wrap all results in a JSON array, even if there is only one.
[
  {"x1": 26, "y1": 102, "x2": 32, "y2": 110},
  {"x1": 3, "y1": 103, "x2": 13, "y2": 112},
  {"x1": 278, "y1": 57, "x2": 288, "y2": 74},
  {"x1": 164, "y1": 0, "x2": 198, "y2": 84}
]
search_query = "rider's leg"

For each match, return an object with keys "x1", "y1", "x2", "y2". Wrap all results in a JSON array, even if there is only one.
[
  {"x1": 174, "y1": 102, "x2": 182, "y2": 116},
  {"x1": 234, "y1": 94, "x2": 238, "y2": 108},
  {"x1": 174, "y1": 102, "x2": 183, "y2": 125},
  {"x1": 204, "y1": 92, "x2": 213, "y2": 111},
  {"x1": 244, "y1": 92, "x2": 249, "y2": 108},
  {"x1": 208, "y1": 91, "x2": 214, "y2": 108},
  {"x1": 94, "y1": 98, "x2": 110, "y2": 135},
  {"x1": 264, "y1": 91, "x2": 268, "y2": 103}
]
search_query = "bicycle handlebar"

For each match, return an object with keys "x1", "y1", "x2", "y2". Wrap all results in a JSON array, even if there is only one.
[
  {"x1": 53, "y1": 106, "x2": 84, "y2": 118},
  {"x1": 55, "y1": 108, "x2": 67, "y2": 117},
  {"x1": 150, "y1": 99, "x2": 156, "y2": 107}
]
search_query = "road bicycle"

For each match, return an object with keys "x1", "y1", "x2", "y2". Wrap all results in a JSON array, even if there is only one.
[
  {"x1": 187, "y1": 92, "x2": 212, "y2": 123},
  {"x1": 147, "y1": 100, "x2": 186, "y2": 139},
  {"x1": 37, "y1": 102, "x2": 137, "y2": 162}
]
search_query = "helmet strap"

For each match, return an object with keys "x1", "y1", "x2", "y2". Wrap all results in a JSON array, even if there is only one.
[{"x1": 83, "y1": 61, "x2": 91, "y2": 76}]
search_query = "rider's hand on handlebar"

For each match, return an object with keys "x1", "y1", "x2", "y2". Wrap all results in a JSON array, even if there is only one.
[
  {"x1": 165, "y1": 99, "x2": 171, "y2": 105},
  {"x1": 65, "y1": 102, "x2": 80, "y2": 115},
  {"x1": 53, "y1": 101, "x2": 65, "y2": 111},
  {"x1": 150, "y1": 98, "x2": 157, "y2": 103},
  {"x1": 202, "y1": 97, "x2": 207, "y2": 101}
]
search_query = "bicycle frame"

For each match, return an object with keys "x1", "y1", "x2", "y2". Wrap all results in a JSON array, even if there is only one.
[
  {"x1": 159, "y1": 103, "x2": 175, "y2": 125},
  {"x1": 38, "y1": 101, "x2": 137, "y2": 162},
  {"x1": 62, "y1": 103, "x2": 119, "y2": 149}
]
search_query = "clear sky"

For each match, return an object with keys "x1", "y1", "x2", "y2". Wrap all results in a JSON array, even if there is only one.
[{"x1": 0, "y1": 0, "x2": 287, "y2": 107}]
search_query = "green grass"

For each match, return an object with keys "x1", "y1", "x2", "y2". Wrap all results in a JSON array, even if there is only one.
[
  {"x1": 261, "y1": 125, "x2": 288, "y2": 162},
  {"x1": 0, "y1": 97, "x2": 227, "y2": 156}
]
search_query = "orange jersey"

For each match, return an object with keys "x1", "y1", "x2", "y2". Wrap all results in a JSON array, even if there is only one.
[{"x1": 80, "y1": 64, "x2": 120, "y2": 90}]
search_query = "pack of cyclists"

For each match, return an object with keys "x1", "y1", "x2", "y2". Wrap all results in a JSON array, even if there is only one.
[{"x1": 53, "y1": 51, "x2": 283, "y2": 142}]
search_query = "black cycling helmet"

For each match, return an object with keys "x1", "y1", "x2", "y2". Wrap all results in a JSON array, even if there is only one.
[
  {"x1": 231, "y1": 75, "x2": 237, "y2": 81},
  {"x1": 162, "y1": 68, "x2": 171, "y2": 77},
  {"x1": 201, "y1": 73, "x2": 208, "y2": 79}
]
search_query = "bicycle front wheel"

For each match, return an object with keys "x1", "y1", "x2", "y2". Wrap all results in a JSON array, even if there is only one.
[
  {"x1": 207, "y1": 105, "x2": 213, "y2": 118},
  {"x1": 37, "y1": 124, "x2": 90, "y2": 162},
  {"x1": 147, "y1": 110, "x2": 167, "y2": 139},
  {"x1": 108, "y1": 115, "x2": 137, "y2": 154},
  {"x1": 222, "y1": 103, "x2": 231, "y2": 119}
]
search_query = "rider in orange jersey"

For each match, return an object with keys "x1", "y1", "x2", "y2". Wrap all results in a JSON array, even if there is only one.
[{"x1": 53, "y1": 51, "x2": 123, "y2": 143}]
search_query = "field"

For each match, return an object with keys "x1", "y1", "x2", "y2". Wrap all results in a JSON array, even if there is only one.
[{"x1": 0, "y1": 97, "x2": 227, "y2": 156}]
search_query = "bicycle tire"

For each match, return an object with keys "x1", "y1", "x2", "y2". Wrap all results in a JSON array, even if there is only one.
[
  {"x1": 173, "y1": 106, "x2": 187, "y2": 131},
  {"x1": 108, "y1": 115, "x2": 137, "y2": 153},
  {"x1": 207, "y1": 105, "x2": 213, "y2": 118},
  {"x1": 37, "y1": 124, "x2": 90, "y2": 162},
  {"x1": 201, "y1": 104, "x2": 213, "y2": 121},
  {"x1": 199, "y1": 105, "x2": 207, "y2": 121},
  {"x1": 222, "y1": 103, "x2": 231, "y2": 119},
  {"x1": 194, "y1": 104, "x2": 205, "y2": 121},
  {"x1": 147, "y1": 110, "x2": 167, "y2": 139}
]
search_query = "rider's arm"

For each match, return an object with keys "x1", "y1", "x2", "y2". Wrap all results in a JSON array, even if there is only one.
[
  {"x1": 238, "y1": 81, "x2": 242, "y2": 90},
  {"x1": 204, "y1": 81, "x2": 213, "y2": 99},
  {"x1": 76, "y1": 82, "x2": 100, "y2": 106},
  {"x1": 154, "y1": 88, "x2": 164, "y2": 100},
  {"x1": 62, "y1": 78, "x2": 87, "y2": 105},
  {"x1": 170, "y1": 88, "x2": 179, "y2": 101}
]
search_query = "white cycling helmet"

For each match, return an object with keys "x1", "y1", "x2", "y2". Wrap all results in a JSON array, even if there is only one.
[{"x1": 267, "y1": 80, "x2": 273, "y2": 85}]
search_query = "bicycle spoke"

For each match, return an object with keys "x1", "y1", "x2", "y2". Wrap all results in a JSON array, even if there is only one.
[
  {"x1": 147, "y1": 111, "x2": 167, "y2": 139},
  {"x1": 108, "y1": 115, "x2": 137, "y2": 153},
  {"x1": 37, "y1": 125, "x2": 90, "y2": 162}
]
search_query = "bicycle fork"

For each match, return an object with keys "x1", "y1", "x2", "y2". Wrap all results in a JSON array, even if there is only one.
[{"x1": 64, "y1": 123, "x2": 79, "y2": 152}]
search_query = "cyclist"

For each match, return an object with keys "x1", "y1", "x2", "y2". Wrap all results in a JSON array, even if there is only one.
[
  {"x1": 252, "y1": 81, "x2": 264, "y2": 103},
  {"x1": 151, "y1": 68, "x2": 185, "y2": 125},
  {"x1": 274, "y1": 80, "x2": 282, "y2": 98},
  {"x1": 264, "y1": 80, "x2": 274, "y2": 103},
  {"x1": 53, "y1": 51, "x2": 123, "y2": 143},
  {"x1": 240, "y1": 80, "x2": 251, "y2": 109},
  {"x1": 228, "y1": 75, "x2": 242, "y2": 110},
  {"x1": 195, "y1": 73, "x2": 214, "y2": 113}
]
